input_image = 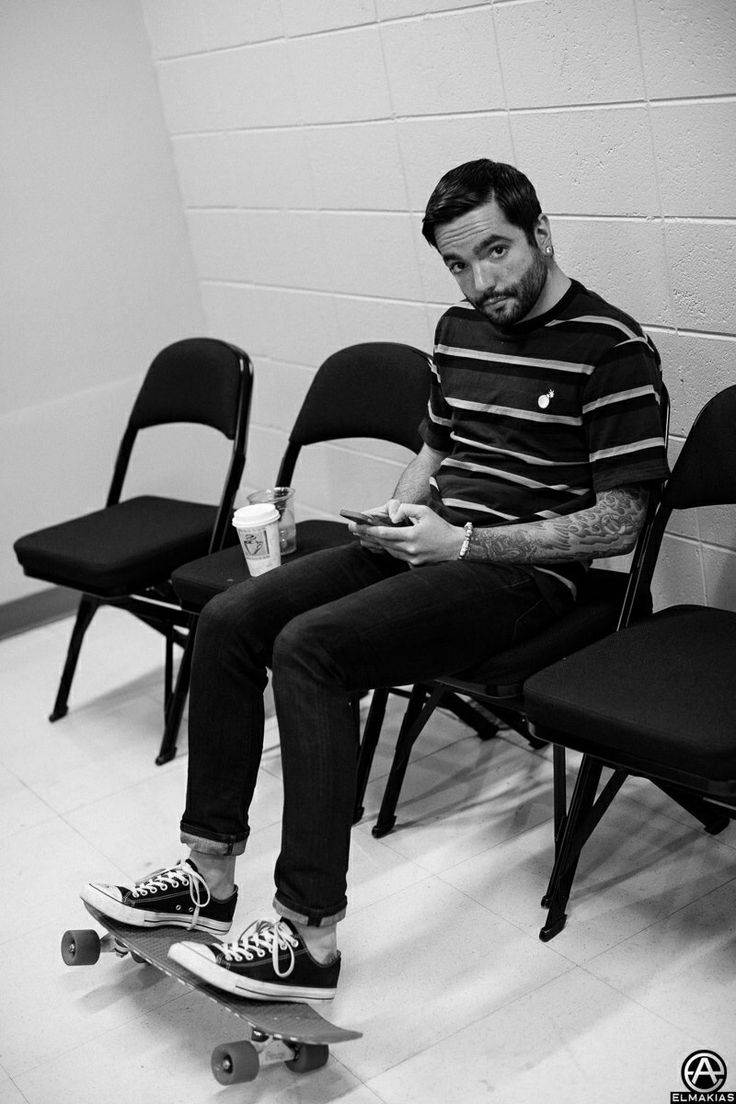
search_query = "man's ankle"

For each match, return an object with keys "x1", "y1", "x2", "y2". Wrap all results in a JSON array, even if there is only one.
[
  {"x1": 189, "y1": 851, "x2": 236, "y2": 900},
  {"x1": 295, "y1": 921, "x2": 338, "y2": 965}
]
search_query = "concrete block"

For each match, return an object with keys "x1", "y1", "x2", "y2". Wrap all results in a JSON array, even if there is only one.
[
  {"x1": 551, "y1": 217, "x2": 673, "y2": 327},
  {"x1": 156, "y1": 55, "x2": 219, "y2": 133},
  {"x1": 201, "y1": 283, "x2": 276, "y2": 358},
  {"x1": 199, "y1": 210, "x2": 327, "y2": 290},
  {"x1": 646, "y1": 330, "x2": 736, "y2": 436},
  {"x1": 377, "y1": 0, "x2": 482, "y2": 17},
  {"x1": 666, "y1": 221, "x2": 736, "y2": 333},
  {"x1": 141, "y1": 0, "x2": 204, "y2": 59},
  {"x1": 636, "y1": 0, "x2": 736, "y2": 99},
  {"x1": 307, "y1": 122, "x2": 408, "y2": 211},
  {"x1": 249, "y1": 358, "x2": 314, "y2": 434},
  {"x1": 171, "y1": 135, "x2": 237, "y2": 207},
  {"x1": 227, "y1": 129, "x2": 316, "y2": 209},
  {"x1": 186, "y1": 211, "x2": 247, "y2": 280},
  {"x1": 202, "y1": 283, "x2": 338, "y2": 365},
  {"x1": 512, "y1": 107, "x2": 659, "y2": 217},
  {"x1": 495, "y1": 0, "x2": 643, "y2": 108},
  {"x1": 288, "y1": 26, "x2": 392, "y2": 124},
  {"x1": 381, "y1": 8, "x2": 503, "y2": 116},
  {"x1": 397, "y1": 115, "x2": 515, "y2": 212},
  {"x1": 332, "y1": 296, "x2": 433, "y2": 354},
  {"x1": 242, "y1": 424, "x2": 290, "y2": 492},
  {"x1": 240, "y1": 289, "x2": 340, "y2": 367},
  {"x1": 281, "y1": 0, "x2": 375, "y2": 37},
  {"x1": 651, "y1": 534, "x2": 705, "y2": 610},
  {"x1": 652, "y1": 102, "x2": 736, "y2": 219},
  {"x1": 700, "y1": 509, "x2": 736, "y2": 559},
  {"x1": 703, "y1": 546, "x2": 736, "y2": 612},
  {"x1": 208, "y1": 42, "x2": 297, "y2": 129},
  {"x1": 318, "y1": 213, "x2": 424, "y2": 299},
  {"x1": 200, "y1": 0, "x2": 284, "y2": 49}
]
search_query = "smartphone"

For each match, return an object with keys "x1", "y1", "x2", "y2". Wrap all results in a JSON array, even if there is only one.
[{"x1": 339, "y1": 509, "x2": 409, "y2": 527}]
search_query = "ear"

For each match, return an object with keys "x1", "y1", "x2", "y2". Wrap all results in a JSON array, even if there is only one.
[{"x1": 533, "y1": 214, "x2": 551, "y2": 252}]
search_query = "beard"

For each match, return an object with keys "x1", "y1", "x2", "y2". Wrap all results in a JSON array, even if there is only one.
[{"x1": 472, "y1": 249, "x2": 549, "y2": 329}]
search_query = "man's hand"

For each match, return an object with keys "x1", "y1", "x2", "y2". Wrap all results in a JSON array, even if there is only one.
[{"x1": 349, "y1": 503, "x2": 464, "y2": 565}]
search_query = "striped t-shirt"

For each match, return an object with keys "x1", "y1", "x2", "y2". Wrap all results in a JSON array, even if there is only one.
[{"x1": 420, "y1": 279, "x2": 669, "y2": 596}]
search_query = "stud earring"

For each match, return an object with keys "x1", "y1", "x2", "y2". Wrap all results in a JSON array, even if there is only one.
[{"x1": 545, "y1": 245, "x2": 554, "y2": 256}]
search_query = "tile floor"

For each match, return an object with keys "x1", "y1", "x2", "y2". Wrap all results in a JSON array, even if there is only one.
[{"x1": 1, "y1": 607, "x2": 735, "y2": 1104}]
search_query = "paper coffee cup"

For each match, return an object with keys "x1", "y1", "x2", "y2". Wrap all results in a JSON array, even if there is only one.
[{"x1": 232, "y1": 504, "x2": 281, "y2": 575}]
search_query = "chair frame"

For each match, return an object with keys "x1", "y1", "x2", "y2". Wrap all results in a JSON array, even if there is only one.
[
  {"x1": 36, "y1": 339, "x2": 253, "y2": 763},
  {"x1": 528, "y1": 384, "x2": 736, "y2": 941}
]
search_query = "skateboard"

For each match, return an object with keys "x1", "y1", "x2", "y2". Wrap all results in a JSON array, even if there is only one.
[{"x1": 61, "y1": 902, "x2": 362, "y2": 1085}]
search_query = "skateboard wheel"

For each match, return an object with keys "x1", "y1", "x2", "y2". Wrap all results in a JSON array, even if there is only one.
[
  {"x1": 211, "y1": 1041, "x2": 259, "y2": 1084},
  {"x1": 286, "y1": 1043, "x2": 329, "y2": 1073},
  {"x1": 61, "y1": 929, "x2": 101, "y2": 966},
  {"x1": 130, "y1": 951, "x2": 147, "y2": 965}
]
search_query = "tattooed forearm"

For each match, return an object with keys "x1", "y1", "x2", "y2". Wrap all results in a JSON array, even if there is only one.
[{"x1": 464, "y1": 485, "x2": 650, "y2": 564}]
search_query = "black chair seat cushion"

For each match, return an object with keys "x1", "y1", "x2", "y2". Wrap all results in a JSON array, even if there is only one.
[
  {"x1": 445, "y1": 567, "x2": 640, "y2": 695},
  {"x1": 524, "y1": 606, "x2": 736, "y2": 783},
  {"x1": 171, "y1": 518, "x2": 353, "y2": 610},
  {"x1": 14, "y1": 496, "x2": 217, "y2": 595}
]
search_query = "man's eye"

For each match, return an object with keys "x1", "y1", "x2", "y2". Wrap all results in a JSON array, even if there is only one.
[
  {"x1": 489, "y1": 245, "x2": 507, "y2": 258},
  {"x1": 448, "y1": 262, "x2": 465, "y2": 275}
]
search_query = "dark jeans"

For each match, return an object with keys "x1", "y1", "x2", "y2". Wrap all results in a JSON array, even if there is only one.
[{"x1": 180, "y1": 542, "x2": 572, "y2": 926}]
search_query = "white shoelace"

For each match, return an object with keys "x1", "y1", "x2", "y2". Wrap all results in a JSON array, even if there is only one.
[
  {"x1": 220, "y1": 919, "x2": 299, "y2": 978},
  {"x1": 130, "y1": 860, "x2": 211, "y2": 929}
]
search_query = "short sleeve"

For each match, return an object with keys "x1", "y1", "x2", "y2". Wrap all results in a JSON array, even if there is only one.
[
  {"x1": 582, "y1": 336, "x2": 669, "y2": 491},
  {"x1": 419, "y1": 355, "x2": 453, "y2": 452}
]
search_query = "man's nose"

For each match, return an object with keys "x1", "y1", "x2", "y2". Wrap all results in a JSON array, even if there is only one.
[{"x1": 471, "y1": 262, "x2": 494, "y2": 295}]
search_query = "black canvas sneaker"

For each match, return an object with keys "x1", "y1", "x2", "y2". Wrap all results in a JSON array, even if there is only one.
[
  {"x1": 80, "y1": 858, "x2": 237, "y2": 934},
  {"x1": 168, "y1": 917, "x2": 340, "y2": 1001}
]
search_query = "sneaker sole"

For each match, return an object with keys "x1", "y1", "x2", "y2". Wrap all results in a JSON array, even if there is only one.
[
  {"x1": 168, "y1": 942, "x2": 336, "y2": 1002},
  {"x1": 80, "y1": 884, "x2": 232, "y2": 935}
]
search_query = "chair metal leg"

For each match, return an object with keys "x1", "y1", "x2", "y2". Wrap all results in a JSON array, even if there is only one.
[
  {"x1": 372, "y1": 683, "x2": 444, "y2": 838},
  {"x1": 655, "y1": 783, "x2": 732, "y2": 835},
  {"x1": 353, "y1": 688, "x2": 390, "y2": 823},
  {"x1": 156, "y1": 620, "x2": 195, "y2": 765},
  {"x1": 440, "y1": 692, "x2": 500, "y2": 741},
  {"x1": 49, "y1": 596, "x2": 99, "y2": 721},
  {"x1": 540, "y1": 758, "x2": 627, "y2": 941},
  {"x1": 552, "y1": 744, "x2": 567, "y2": 848}
]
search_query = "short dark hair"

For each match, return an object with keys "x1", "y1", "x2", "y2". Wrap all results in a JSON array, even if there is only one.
[{"x1": 422, "y1": 159, "x2": 542, "y2": 249}]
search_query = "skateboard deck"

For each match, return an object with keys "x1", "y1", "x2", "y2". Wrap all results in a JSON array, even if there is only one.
[{"x1": 61, "y1": 901, "x2": 361, "y2": 1084}]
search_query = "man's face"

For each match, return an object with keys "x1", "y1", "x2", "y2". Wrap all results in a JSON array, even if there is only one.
[{"x1": 434, "y1": 199, "x2": 549, "y2": 327}]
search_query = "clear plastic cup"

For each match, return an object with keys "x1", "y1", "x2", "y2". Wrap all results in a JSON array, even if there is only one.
[
  {"x1": 247, "y1": 487, "x2": 296, "y2": 555},
  {"x1": 232, "y1": 503, "x2": 281, "y2": 576}
]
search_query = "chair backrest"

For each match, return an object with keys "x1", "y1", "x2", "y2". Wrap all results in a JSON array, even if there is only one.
[
  {"x1": 107, "y1": 338, "x2": 254, "y2": 552},
  {"x1": 128, "y1": 338, "x2": 248, "y2": 437},
  {"x1": 276, "y1": 342, "x2": 431, "y2": 485},
  {"x1": 629, "y1": 383, "x2": 736, "y2": 611}
]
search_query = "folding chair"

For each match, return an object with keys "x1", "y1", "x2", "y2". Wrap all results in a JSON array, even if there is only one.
[
  {"x1": 524, "y1": 384, "x2": 736, "y2": 941},
  {"x1": 353, "y1": 387, "x2": 672, "y2": 837},
  {"x1": 14, "y1": 338, "x2": 253, "y2": 762},
  {"x1": 158, "y1": 342, "x2": 434, "y2": 763}
]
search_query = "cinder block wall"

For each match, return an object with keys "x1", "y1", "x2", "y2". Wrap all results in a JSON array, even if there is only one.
[{"x1": 142, "y1": 0, "x2": 736, "y2": 611}]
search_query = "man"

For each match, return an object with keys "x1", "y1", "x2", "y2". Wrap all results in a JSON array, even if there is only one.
[{"x1": 82, "y1": 160, "x2": 668, "y2": 1002}]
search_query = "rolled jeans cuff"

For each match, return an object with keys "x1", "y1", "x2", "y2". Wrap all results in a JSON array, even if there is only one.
[
  {"x1": 273, "y1": 896, "x2": 347, "y2": 928},
  {"x1": 180, "y1": 822, "x2": 248, "y2": 857}
]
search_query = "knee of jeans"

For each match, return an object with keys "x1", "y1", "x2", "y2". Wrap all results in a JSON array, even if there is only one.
[
  {"x1": 273, "y1": 614, "x2": 339, "y2": 682},
  {"x1": 197, "y1": 588, "x2": 256, "y2": 651}
]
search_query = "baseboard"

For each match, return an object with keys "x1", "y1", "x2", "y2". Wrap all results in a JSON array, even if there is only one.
[{"x1": 0, "y1": 587, "x2": 79, "y2": 640}]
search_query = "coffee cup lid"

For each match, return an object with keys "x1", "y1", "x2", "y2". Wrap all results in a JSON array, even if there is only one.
[{"x1": 232, "y1": 503, "x2": 279, "y2": 527}]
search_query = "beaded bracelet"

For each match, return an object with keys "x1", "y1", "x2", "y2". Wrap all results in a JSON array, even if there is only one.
[{"x1": 457, "y1": 521, "x2": 474, "y2": 560}]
